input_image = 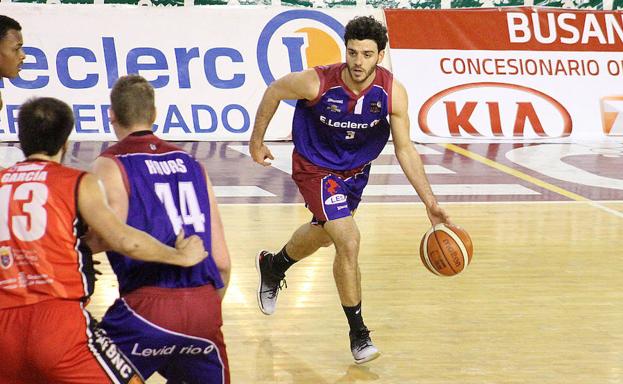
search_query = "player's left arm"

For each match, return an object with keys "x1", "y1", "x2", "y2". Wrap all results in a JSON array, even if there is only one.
[
  {"x1": 203, "y1": 165, "x2": 231, "y2": 298},
  {"x1": 390, "y1": 79, "x2": 450, "y2": 226}
]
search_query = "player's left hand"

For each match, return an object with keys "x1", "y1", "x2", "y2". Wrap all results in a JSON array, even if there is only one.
[
  {"x1": 174, "y1": 229, "x2": 209, "y2": 267},
  {"x1": 426, "y1": 203, "x2": 450, "y2": 226}
]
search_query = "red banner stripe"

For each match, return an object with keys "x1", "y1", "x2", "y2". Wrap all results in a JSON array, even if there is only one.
[{"x1": 385, "y1": 8, "x2": 623, "y2": 52}]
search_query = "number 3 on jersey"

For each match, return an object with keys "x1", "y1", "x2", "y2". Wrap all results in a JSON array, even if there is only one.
[{"x1": 154, "y1": 182, "x2": 205, "y2": 234}]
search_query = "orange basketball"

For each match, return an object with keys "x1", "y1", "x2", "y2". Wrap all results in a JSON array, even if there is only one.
[{"x1": 419, "y1": 223, "x2": 473, "y2": 276}]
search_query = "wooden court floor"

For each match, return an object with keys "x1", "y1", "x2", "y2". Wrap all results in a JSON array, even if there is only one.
[
  {"x1": 89, "y1": 200, "x2": 623, "y2": 384},
  {"x1": 3, "y1": 140, "x2": 622, "y2": 383}
]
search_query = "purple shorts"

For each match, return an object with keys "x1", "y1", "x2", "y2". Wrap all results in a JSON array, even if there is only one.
[
  {"x1": 292, "y1": 150, "x2": 371, "y2": 223},
  {"x1": 100, "y1": 285, "x2": 229, "y2": 384}
]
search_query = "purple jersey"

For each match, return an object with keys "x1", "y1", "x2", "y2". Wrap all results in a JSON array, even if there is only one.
[
  {"x1": 292, "y1": 63, "x2": 393, "y2": 171},
  {"x1": 101, "y1": 132, "x2": 223, "y2": 294}
]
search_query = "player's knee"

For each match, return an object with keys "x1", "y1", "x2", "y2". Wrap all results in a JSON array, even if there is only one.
[
  {"x1": 335, "y1": 238, "x2": 360, "y2": 259},
  {"x1": 319, "y1": 238, "x2": 333, "y2": 248}
]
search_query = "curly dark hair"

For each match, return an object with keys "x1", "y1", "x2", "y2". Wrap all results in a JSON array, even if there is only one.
[{"x1": 343, "y1": 16, "x2": 388, "y2": 52}]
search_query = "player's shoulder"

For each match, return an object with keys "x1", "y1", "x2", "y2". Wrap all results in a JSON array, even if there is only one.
[
  {"x1": 314, "y1": 63, "x2": 344, "y2": 81},
  {"x1": 41, "y1": 161, "x2": 84, "y2": 179},
  {"x1": 102, "y1": 133, "x2": 184, "y2": 157},
  {"x1": 158, "y1": 140, "x2": 185, "y2": 153},
  {"x1": 374, "y1": 65, "x2": 395, "y2": 85},
  {"x1": 315, "y1": 62, "x2": 343, "y2": 73},
  {"x1": 101, "y1": 139, "x2": 125, "y2": 157}
]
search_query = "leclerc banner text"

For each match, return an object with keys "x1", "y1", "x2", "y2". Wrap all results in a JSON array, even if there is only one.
[{"x1": 0, "y1": 4, "x2": 385, "y2": 141}]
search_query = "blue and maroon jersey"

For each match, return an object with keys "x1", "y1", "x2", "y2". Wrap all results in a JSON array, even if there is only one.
[
  {"x1": 292, "y1": 63, "x2": 393, "y2": 171},
  {"x1": 101, "y1": 132, "x2": 223, "y2": 294}
]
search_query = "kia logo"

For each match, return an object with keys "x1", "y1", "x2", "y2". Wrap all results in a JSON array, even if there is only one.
[{"x1": 418, "y1": 82, "x2": 572, "y2": 138}]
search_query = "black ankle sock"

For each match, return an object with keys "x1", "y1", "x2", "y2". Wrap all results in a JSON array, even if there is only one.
[
  {"x1": 271, "y1": 246, "x2": 297, "y2": 276},
  {"x1": 343, "y1": 302, "x2": 365, "y2": 332}
]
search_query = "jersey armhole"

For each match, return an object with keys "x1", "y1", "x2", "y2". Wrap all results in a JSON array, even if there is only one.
[
  {"x1": 75, "y1": 171, "x2": 87, "y2": 224},
  {"x1": 307, "y1": 67, "x2": 326, "y2": 107},
  {"x1": 101, "y1": 154, "x2": 132, "y2": 197},
  {"x1": 114, "y1": 156, "x2": 131, "y2": 197}
]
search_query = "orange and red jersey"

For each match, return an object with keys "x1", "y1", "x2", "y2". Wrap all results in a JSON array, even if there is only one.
[{"x1": 0, "y1": 160, "x2": 95, "y2": 309}]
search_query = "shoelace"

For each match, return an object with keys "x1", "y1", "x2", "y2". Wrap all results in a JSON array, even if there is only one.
[
  {"x1": 262, "y1": 278, "x2": 287, "y2": 299},
  {"x1": 353, "y1": 329, "x2": 373, "y2": 352}
]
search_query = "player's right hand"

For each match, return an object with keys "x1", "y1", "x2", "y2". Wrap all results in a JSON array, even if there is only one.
[
  {"x1": 250, "y1": 143, "x2": 275, "y2": 166},
  {"x1": 174, "y1": 229, "x2": 208, "y2": 267}
]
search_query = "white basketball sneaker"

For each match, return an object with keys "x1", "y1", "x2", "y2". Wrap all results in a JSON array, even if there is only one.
[
  {"x1": 255, "y1": 250, "x2": 287, "y2": 315},
  {"x1": 349, "y1": 327, "x2": 381, "y2": 364}
]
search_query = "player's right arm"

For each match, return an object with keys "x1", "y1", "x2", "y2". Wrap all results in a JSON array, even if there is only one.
[
  {"x1": 390, "y1": 79, "x2": 450, "y2": 226},
  {"x1": 203, "y1": 166, "x2": 231, "y2": 298},
  {"x1": 249, "y1": 69, "x2": 320, "y2": 166},
  {"x1": 78, "y1": 172, "x2": 208, "y2": 267}
]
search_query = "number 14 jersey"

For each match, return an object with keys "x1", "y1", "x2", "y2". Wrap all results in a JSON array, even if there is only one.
[{"x1": 101, "y1": 132, "x2": 223, "y2": 294}]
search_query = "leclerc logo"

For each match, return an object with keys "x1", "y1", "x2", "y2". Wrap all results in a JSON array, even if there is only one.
[
  {"x1": 418, "y1": 82, "x2": 572, "y2": 139},
  {"x1": 257, "y1": 10, "x2": 344, "y2": 107},
  {"x1": 600, "y1": 96, "x2": 623, "y2": 136}
]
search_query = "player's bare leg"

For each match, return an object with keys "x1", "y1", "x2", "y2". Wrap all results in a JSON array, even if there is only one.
[
  {"x1": 286, "y1": 222, "x2": 333, "y2": 260},
  {"x1": 256, "y1": 222, "x2": 331, "y2": 315},
  {"x1": 324, "y1": 216, "x2": 380, "y2": 364}
]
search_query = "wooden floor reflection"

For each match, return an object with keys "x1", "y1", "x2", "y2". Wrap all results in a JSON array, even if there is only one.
[{"x1": 90, "y1": 202, "x2": 623, "y2": 384}]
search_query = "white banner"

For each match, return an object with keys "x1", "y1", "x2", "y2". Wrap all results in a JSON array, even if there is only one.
[
  {"x1": 385, "y1": 8, "x2": 623, "y2": 143},
  {"x1": 0, "y1": 4, "x2": 386, "y2": 141}
]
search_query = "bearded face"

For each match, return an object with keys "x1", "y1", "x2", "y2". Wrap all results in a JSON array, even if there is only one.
[{"x1": 344, "y1": 39, "x2": 384, "y2": 86}]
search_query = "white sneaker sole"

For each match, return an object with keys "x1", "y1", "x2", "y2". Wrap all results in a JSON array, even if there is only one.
[
  {"x1": 354, "y1": 351, "x2": 381, "y2": 364},
  {"x1": 256, "y1": 250, "x2": 274, "y2": 316}
]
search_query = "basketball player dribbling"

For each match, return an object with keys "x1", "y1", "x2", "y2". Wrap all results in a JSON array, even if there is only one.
[{"x1": 250, "y1": 15, "x2": 450, "y2": 364}]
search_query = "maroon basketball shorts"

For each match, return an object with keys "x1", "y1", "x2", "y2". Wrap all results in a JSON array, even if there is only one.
[{"x1": 292, "y1": 150, "x2": 371, "y2": 223}]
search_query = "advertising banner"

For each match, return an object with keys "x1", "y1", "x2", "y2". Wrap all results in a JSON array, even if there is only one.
[
  {"x1": 385, "y1": 7, "x2": 623, "y2": 142},
  {"x1": 0, "y1": 4, "x2": 385, "y2": 141}
]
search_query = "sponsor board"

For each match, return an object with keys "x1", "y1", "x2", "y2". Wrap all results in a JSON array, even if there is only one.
[
  {"x1": 385, "y1": 7, "x2": 623, "y2": 142},
  {"x1": 0, "y1": 4, "x2": 384, "y2": 141},
  {"x1": 418, "y1": 82, "x2": 572, "y2": 139}
]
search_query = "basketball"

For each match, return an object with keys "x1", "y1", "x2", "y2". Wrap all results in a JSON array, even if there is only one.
[{"x1": 419, "y1": 223, "x2": 473, "y2": 276}]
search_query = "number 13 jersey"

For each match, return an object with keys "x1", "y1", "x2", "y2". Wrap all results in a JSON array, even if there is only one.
[{"x1": 0, "y1": 161, "x2": 94, "y2": 309}]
